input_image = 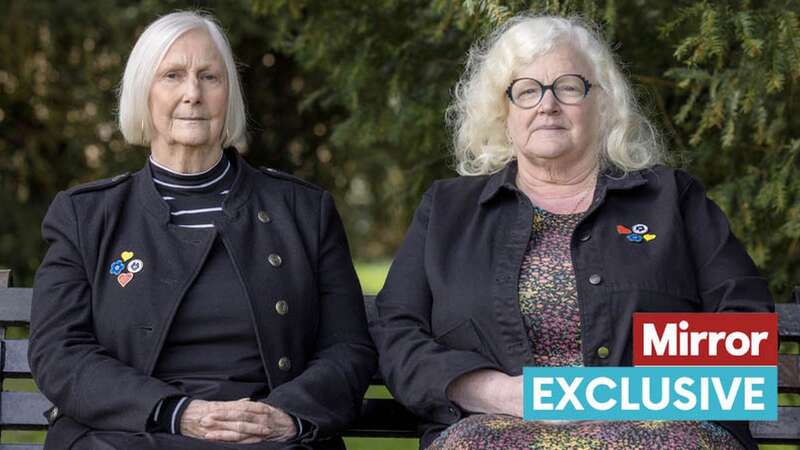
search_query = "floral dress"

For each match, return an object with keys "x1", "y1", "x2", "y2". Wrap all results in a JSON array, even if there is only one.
[{"x1": 428, "y1": 206, "x2": 744, "y2": 450}]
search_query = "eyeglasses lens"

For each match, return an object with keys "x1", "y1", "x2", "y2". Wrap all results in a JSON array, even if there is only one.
[{"x1": 510, "y1": 75, "x2": 587, "y2": 108}]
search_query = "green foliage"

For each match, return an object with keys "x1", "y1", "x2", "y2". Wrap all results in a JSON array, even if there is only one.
[
  {"x1": 1, "y1": 0, "x2": 798, "y2": 300},
  {"x1": 660, "y1": 0, "x2": 800, "y2": 298},
  {"x1": 0, "y1": 0, "x2": 338, "y2": 285},
  {"x1": 251, "y1": 0, "x2": 799, "y2": 300}
]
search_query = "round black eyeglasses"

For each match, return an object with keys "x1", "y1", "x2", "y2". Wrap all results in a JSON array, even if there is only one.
[{"x1": 506, "y1": 74, "x2": 592, "y2": 109}]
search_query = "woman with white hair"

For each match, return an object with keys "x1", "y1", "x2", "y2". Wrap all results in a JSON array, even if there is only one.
[
  {"x1": 371, "y1": 14, "x2": 771, "y2": 450},
  {"x1": 29, "y1": 11, "x2": 375, "y2": 450}
]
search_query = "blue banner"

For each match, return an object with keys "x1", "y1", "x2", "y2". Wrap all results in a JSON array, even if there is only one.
[{"x1": 522, "y1": 366, "x2": 777, "y2": 421}]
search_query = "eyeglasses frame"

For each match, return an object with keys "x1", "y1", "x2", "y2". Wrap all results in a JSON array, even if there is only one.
[{"x1": 505, "y1": 73, "x2": 593, "y2": 109}]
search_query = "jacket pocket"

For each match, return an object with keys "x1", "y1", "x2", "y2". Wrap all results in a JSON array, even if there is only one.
[{"x1": 434, "y1": 319, "x2": 487, "y2": 355}]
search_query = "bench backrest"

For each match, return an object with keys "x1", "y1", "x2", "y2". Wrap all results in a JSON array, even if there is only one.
[{"x1": 2, "y1": 270, "x2": 799, "y2": 448}]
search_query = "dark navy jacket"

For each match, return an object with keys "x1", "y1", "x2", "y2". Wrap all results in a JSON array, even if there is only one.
[
  {"x1": 371, "y1": 162, "x2": 773, "y2": 450},
  {"x1": 29, "y1": 149, "x2": 376, "y2": 449}
]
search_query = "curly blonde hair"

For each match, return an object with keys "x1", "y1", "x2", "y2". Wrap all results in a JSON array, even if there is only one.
[{"x1": 447, "y1": 14, "x2": 663, "y2": 176}]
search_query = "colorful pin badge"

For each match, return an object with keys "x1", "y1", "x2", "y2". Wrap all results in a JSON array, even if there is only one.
[
  {"x1": 108, "y1": 250, "x2": 142, "y2": 287},
  {"x1": 627, "y1": 234, "x2": 644, "y2": 243},
  {"x1": 109, "y1": 259, "x2": 125, "y2": 276},
  {"x1": 117, "y1": 272, "x2": 133, "y2": 287},
  {"x1": 617, "y1": 223, "x2": 656, "y2": 244},
  {"x1": 127, "y1": 259, "x2": 144, "y2": 273}
]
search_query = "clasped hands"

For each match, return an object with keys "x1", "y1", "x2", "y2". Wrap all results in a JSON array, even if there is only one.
[{"x1": 181, "y1": 399, "x2": 297, "y2": 443}]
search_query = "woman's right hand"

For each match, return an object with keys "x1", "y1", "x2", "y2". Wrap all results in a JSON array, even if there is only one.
[
  {"x1": 180, "y1": 399, "x2": 275, "y2": 443},
  {"x1": 446, "y1": 370, "x2": 602, "y2": 425},
  {"x1": 446, "y1": 369, "x2": 524, "y2": 417}
]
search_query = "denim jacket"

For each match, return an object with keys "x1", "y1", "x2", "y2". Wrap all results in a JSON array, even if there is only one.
[{"x1": 372, "y1": 162, "x2": 772, "y2": 449}]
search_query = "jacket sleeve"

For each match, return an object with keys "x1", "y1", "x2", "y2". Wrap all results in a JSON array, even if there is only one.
[
  {"x1": 265, "y1": 191, "x2": 376, "y2": 439},
  {"x1": 370, "y1": 187, "x2": 500, "y2": 425},
  {"x1": 28, "y1": 192, "x2": 184, "y2": 431},
  {"x1": 679, "y1": 175, "x2": 774, "y2": 313}
]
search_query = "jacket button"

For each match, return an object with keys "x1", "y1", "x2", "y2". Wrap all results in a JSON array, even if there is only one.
[
  {"x1": 597, "y1": 346, "x2": 610, "y2": 359},
  {"x1": 268, "y1": 254, "x2": 283, "y2": 267},
  {"x1": 275, "y1": 300, "x2": 288, "y2": 315},
  {"x1": 278, "y1": 356, "x2": 292, "y2": 371},
  {"x1": 588, "y1": 274, "x2": 602, "y2": 285},
  {"x1": 49, "y1": 406, "x2": 59, "y2": 423},
  {"x1": 448, "y1": 406, "x2": 457, "y2": 415},
  {"x1": 257, "y1": 211, "x2": 272, "y2": 223},
  {"x1": 579, "y1": 232, "x2": 591, "y2": 242}
]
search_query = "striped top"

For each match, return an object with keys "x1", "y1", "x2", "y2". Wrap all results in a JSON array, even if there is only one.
[{"x1": 149, "y1": 153, "x2": 235, "y2": 228}]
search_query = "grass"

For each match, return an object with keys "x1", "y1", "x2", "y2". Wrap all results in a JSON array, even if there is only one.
[{"x1": 354, "y1": 259, "x2": 391, "y2": 294}]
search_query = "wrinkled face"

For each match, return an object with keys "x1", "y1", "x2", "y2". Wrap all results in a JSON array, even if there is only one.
[
  {"x1": 149, "y1": 28, "x2": 228, "y2": 149},
  {"x1": 506, "y1": 46, "x2": 600, "y2": 165}
]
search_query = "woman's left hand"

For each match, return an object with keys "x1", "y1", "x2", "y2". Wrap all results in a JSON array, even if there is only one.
[{"x1": 197, "y1": 399, "x2": 297, "y2": 443}]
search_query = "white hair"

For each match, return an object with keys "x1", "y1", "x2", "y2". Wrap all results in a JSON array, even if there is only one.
[
  {"x1": 118, "y1": 11, "x2": 246, "y2": 148},
  {"x1": 447, "y1": 14, "x2": 663, "y2": 176}
]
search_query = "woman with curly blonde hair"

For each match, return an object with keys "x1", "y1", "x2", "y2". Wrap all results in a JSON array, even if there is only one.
[{"x1": 372, "y1": 14, "x2": 770, "y2": 450}]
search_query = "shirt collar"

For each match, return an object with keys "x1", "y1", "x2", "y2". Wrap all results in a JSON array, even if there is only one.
[{"x1": 478, "y1": 160, "x2": 649, "y2": 205}]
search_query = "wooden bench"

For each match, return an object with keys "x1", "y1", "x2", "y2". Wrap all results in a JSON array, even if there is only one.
[{"x1": 2, "y1": 268, "x2": 799, "y2": 448}]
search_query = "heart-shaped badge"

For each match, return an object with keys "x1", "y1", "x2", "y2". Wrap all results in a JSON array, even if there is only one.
[
  {"x1": 121, "y1": 251, "x2": 134, "y2": 262},
  {"x1": 117, "y1": 272, "x2": 133, "y2": 287},
  {"x1": 643, "y1": 233, "x2": 657, "y2": 242}
]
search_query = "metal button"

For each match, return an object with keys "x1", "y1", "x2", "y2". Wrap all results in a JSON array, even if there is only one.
[
  {"x1": 588, "y1": 274, "x2": 602, "y2": 285},
  {"x1": 268, "y1": 253, "x2": 282, "y2": 267},
  {"x1": 448, "y1": 406, "x2": 457, "y2": 415},
  {"x1": 278, "y1": 356, "x2": 291, "y2": 371},
  {"x1": 275, "y1": 300, "x2": 288, "y2": 315},
  {"x1": 597, "y1": 346, "x2": 610, "y2": 359},
  {"x1": 49, "y1": 407, "x2": 59, "y2": 423},
  {"x1": 579, "y1": 232, "x2": 591, "y2": 242},
  {"x1": 257, "y1": 210, "x2": 272, "y2": 223}
]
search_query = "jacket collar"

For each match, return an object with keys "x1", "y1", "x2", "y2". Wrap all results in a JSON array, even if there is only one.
[
  {"x1": 134, "y1": 147, "x2": 254, "y2": 225},
  {"x1": 478, "y1": 160, "x2": 521, "y2": 205},
  {"x1": 478, "y1": 159, "x2": 648, "y2": 205}
]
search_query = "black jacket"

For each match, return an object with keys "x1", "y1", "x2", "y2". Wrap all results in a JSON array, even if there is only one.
[
  {"x1": 29, "y1": 149, "x2": 377, "y2": 449},
  {"x1": 371, "y1": 162, "x2": 773, "y2": 450}
]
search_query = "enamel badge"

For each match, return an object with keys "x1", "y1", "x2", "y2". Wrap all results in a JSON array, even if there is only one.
[
  {"x1": 617, "y1": 223, "x2": 656, "y2": 243},
  {"x1": 109, "y1": 250, "x2": 142, "y2": 287}
]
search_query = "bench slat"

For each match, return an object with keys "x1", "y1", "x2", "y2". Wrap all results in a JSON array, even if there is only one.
[
  {"x1": 777, "y1": 303, "x2": 800, "y2": 340},
  {"x1": 7, "y1": 345, "x2": 791, "y2": 390},
  {"x1": 0, "y1": 392, "x2": 50, "y2": 427},
  {"x1": 3, "y1": 290, "x2": 797, "y2": 334},
  {"x1": 0, "y1": 288, "x2": 32, "y2": 325},
  {"x1": 779, "y1": 354, "x2": 800, "y2": 393},
  {"x1": 3, "y1": 339, "x2": 32, "y2": 376},
  {"x1": 344, "y1": 398, "x2": 418, "y2": 438},
  {"x1": 0, "y1": 445, "x2": 44, "y2": 450},
  {"x1": 750, "y1": 406, "x2": 800, "y2": 441}
]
